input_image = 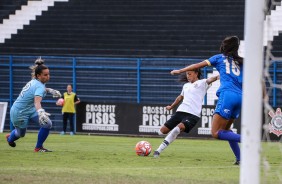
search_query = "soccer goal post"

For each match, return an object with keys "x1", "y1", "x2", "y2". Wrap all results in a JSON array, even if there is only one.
[
  {"x1": 240, "y1": 0, "x2": 265, "y2": 183},
  {"x1": 0, "y1": 102, "x2": 8, "y2": 133}
]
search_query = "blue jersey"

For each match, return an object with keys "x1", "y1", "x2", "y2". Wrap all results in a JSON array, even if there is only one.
[
  {"x1": 12, "y1": 79, "x2": 46, "y2": 114},
  {"x1": 206, "y1": 54, "x2": 243, "y2": 96}
]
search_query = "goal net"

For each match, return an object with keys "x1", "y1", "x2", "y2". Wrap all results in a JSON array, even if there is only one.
[
  {"x1": 261, "y1": 0, "x2": 282, "y2": 183},
  {"x1": 241, "y1": 0, "x2": 282, "y2": 183}
]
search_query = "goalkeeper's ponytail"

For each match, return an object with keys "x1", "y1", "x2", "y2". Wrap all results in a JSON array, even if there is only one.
[{"x1": 29, "y1": 57, "x2": 48, "y2": 79}]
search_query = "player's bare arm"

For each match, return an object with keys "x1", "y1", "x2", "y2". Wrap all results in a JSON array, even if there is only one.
[
  {"x1": 75, "y1": 98, "x2": 81, "y2": 105},
  {"x1": 34, "y1": 96, "x2": 43, "y2": 110},
  {"x1": 206, "y1": 75, "x2": 220, "y2": 85},
  {"x1": 166, "y1": 95, "x2": 183, "y2": 110},
  {"x1": 170, "y1": 61, "x2": 208, "y2": 75}
]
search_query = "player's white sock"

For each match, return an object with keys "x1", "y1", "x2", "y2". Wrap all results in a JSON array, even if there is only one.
[{"x1": 156, "y1": 126, "x2": 180, "y2": 153}]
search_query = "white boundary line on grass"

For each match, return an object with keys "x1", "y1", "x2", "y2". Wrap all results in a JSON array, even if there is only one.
[{"x1": 98, "y1": 165, "x2": 280, "y2": 170}]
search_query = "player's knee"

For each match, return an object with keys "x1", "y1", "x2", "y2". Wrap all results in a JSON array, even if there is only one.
[
  {"x1": 158, "y1": 126, "x2": 170, "y2": 135},
  {"x1": 211, "y1": 131, "x2": 219, "y2": 139},
  {"x1": 178, "y1": 123, "x2": 186, "y2": 132},
  {"x1": 158, "y1": 129, "x2": 164, "y2": 135}
]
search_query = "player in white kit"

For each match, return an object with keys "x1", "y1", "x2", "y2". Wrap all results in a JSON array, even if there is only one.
[{"x1": 154, "y1": 69, "x2": 218, "y2": 157}]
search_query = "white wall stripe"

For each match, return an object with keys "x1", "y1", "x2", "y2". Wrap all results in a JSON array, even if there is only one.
[{"x1": 0, "y1": 0, "x2": 68, "y2": 43}]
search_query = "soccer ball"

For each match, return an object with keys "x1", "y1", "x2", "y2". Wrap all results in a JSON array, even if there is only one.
[
  {"x1": 135, "y1": 141, "x2": 152, "y2": 156},
  {"x1": 56, "y1": 98, "x2": 64, "y2": 106}
]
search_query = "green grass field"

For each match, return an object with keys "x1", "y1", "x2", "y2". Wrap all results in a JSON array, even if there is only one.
[{"x1": 0, "y1": 133, "x2": 280, "y2": 184}]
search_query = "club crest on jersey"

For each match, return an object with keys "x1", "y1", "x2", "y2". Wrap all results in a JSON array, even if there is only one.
[{"x1": 268, "y1": 108, "x2": 282, "y2": 137}]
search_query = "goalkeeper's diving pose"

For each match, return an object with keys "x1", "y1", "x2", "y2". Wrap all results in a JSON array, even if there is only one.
[{"x1": 6, "y1": 58, "x2": 61, "y2": 152}]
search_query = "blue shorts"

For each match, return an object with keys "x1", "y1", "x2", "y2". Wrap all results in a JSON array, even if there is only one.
[
  {"x1": 215, "y1": 91, "x2": 242, "y2": 120},
  {"x1": 10, "y1": 106, "x2": 38, "y2": 129}
]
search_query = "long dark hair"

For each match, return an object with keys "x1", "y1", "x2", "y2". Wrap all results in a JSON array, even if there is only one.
[
  {"x1": 220, "y1": 36, "x2": 243, "y2": 64},
  {"x1": 29, "y1": 57, "x2": 48, "y2": 79},
  {"x1": 178, "y1": 68, "x2": 202, "y2": 83}
]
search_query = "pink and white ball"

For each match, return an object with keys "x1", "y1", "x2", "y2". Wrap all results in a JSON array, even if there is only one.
[
  {"x1": 56, "y1": 98, "x2": 64, "y2": 106},
  {"x1": 135, "y1": 141, "x2": 152, "y2": 156}
]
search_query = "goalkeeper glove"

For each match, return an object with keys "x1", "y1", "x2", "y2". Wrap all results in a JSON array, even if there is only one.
[
  {"x1": 37, "y1": 108, "x2": 51, "y2": 125},
  {"x1": 47, "y1": 88, "x2": 61, "y2": 98}
]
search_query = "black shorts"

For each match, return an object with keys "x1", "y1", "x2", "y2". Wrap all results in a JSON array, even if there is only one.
[{"x1": 164, "y1": 111, "x2": 200, "y2": 133}]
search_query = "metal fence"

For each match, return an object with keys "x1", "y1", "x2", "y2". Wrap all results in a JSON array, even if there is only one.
[{"x1": 0, "y1": 55, "x2": 281, "y2": 131}]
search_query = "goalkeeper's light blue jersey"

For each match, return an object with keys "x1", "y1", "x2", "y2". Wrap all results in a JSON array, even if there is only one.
[
  {"x1": 206, "y1": 54, "x2": 243, "y2": 96},
  {"x1": 12, "y1": 79, "x2": 46, "y2": 115}
]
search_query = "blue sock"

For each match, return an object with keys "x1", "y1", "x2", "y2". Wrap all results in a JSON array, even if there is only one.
[
  {"x1": 218, "y1": 130, "x2": 241, "y2": 142},
  {"x1": 228, "y1": 141, "x2": 240, "y2": 161},
  {"x1": 8, "y1": 129, "x2": 20, "y2": 142},
  {"x1": 35, "y1": 127, "x2": 50, "y2": 148}
]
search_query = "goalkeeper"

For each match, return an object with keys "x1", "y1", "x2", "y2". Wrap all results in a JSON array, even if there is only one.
[{"x1": 6, "y1": 58, "x2": 61, "y2": 152}]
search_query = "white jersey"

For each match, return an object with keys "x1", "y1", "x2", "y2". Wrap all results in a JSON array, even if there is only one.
[{"x1": 177, "y1": 79, "x2": 210, "y2": 117}]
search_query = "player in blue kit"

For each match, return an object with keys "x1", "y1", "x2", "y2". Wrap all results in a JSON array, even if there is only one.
[
  {"x1": 171, "y1": 36, "x2": 242, "y2": 165},
  {"x1": 6, "y1": 58, "x2": 61, "y2": 152}
]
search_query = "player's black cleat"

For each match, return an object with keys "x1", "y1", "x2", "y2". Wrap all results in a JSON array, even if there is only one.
[
  {"x1": 6, "y1": 134, "x2": 16, "y2": 147},
  {"x1": 233, "y1": 160, "x2": 240, "y2": 165},
  {"x1": 34, "y1": 147, "x2": 52, "y2": 152},
  {"x1": 153, "y1": 151, "x2": 160, "y2": 158}
]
